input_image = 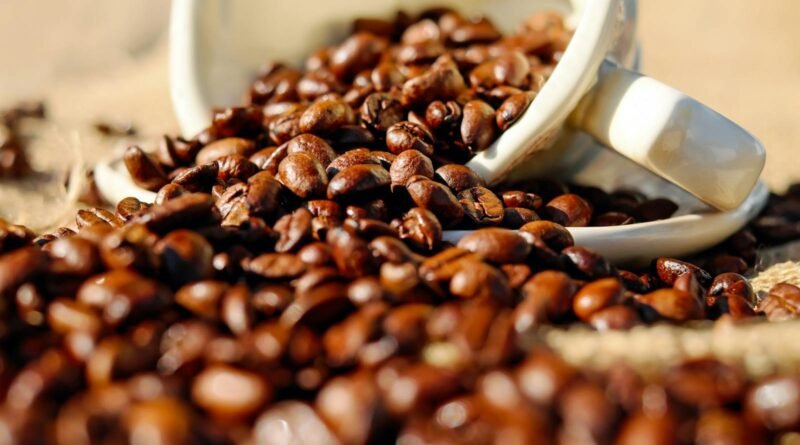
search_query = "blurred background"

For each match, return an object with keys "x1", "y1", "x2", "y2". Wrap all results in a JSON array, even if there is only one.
[{"x1": 0, "y1": 0, "x2": 798, "y2": 226}]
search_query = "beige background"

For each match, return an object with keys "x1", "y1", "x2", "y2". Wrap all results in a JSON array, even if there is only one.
[{"x1": 0, "y1": 0, "x2": 798, "y2": 226}]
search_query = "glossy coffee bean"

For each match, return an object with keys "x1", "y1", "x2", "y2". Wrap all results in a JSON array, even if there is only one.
[
  {"x1": 192, "y1": 364, "x2": 272, "y2": 419},
  {"x1": 123, "y1": 146, "x2": 168, "y2": 191},
  {"x1": 514, "y1": 271, "x2": 577, "y2": 331},
  {"x1": 519, "y1": 220, "x2": 574, "y2": 252},
  {"x1": 745, "y1": 375, "x2": 800, "y2": 432},
  {"x1": 460, "y1": 100, "x2": 497, "y2": 152},
  {"x1": 589, "y1": 305, "x2": 641, "y2": 331},
  {"x1": 573, "y1": 277, "x2": 624, "y2": 321},
  {"x1": 196, "y1": 138, "x2": 257, "y2": 165},
  {"x1": 278, "y1": 152, "x2": 329, "y2": 199},
  {"x1": 434, "y1": 164, "x2": 486, "y2": 193},
  {"x1": 401, "y1": 59, "x2": 466, "y2": 106},
  {"x1": 459, "y1": 186, "x2": 504, "y2": 226},
  {"x1": 285, "y1": 134, "x2": 336, "y2": 167},
  {"x1": 457, "y1": 228, "x2": 531, "y2": 264},
  {"x1": 543, "y1": 194, "x2": 592, "y2": 227},
  {"x1": 155, "y1": 229, "x2": 214, "y2": 285},
  {"x1": 299, "y1": 98, "x2": 355, "y2": 134},
  {"x1": 449, "y1": 260, "x2": 511, "y2": 302},
  {"x1": 360, "y1": 92, "x2": 405, "y2": 134},
  {"x1": 386, "y1": 121, "x2": 435, "y2": 156},
  {"x1": 389, "y1": 149, "x2": 434, "y2": 189},
  {"x1": 655, "y1": 257, "x2": 712, "y2": 286},
  {"x1": 327, "y1": 164, "x2": 391, "y2": 199},
  {"x1": 758, "y1": 282, "x2": 800, "y2": 321},
  {"x1": 406, "y1": 177, "x2": 465, "y2": 226},
  {"x1": 496, "y1": 92, "x2": 535, "y2": 131},
  {"x1": 637, "y1": 288, "x2": 705, "y2": 322}
]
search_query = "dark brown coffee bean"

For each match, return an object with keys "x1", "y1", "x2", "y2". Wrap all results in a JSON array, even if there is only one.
[
  {"x1": 634, "y1": 198, "x2": 679, "y2": 222},
  {"x1": 459, "y1": 100, "x2": 497, "y2": 152},
  {"x1": 323, "y1": 303, "x2": 387, "y2": 368},
  {"x1": 425, "y1": 100, "x2": 462, "y2": 133},
  {"x1": 558, "y1": 381, "x2": 619, "y2": 443},
  {"x1": 155, "y1": 183, "x2": 189, "y2": 205},
  {"x1": 615, "y1": 411, "x2": 676, "y2": 445},
  {"x1": 389, "y1": 149, "x2": 434, "y2": 189},
  {"x1": 360, "y1": 92, "x2": 405, "y2": 135},
  {"x1": 175, "y1": 280, "x2": 228, "y2": 319},
  {"x1": 664, "y1": 359, "x2": 746, "y2": 409},
  {"x1": 326, "y1": 149, "x2": 380, "y2": 178},
  {"x1": 77, "y1": 269, "x2": 169, "y2": 326},
  {"x1": 515, "y1": 348, "x2": 576, "y2": 406},
  {"x1": 248, "y1": 146, "x2": 279, "y2": 173},
  {"x1": 514, "y1": 271, "x2": 577, "y2": 331},
  {"x1": 46, "y1": 236, "x2": 100, "y2": 277},
  {"x1": 328, "y1": 227, "x2": 374, "y2": 278},
  {"x1": 139, "y1": 193, "x2": 216, "y2": 234},
  {"x1": 573, "y1": 277, "x2": 624, "y2": 321},
  {"x1": 406, "y1": 177, "x2": 464, "y2": 225},
  {"x1": 284, "y1": 134, "x2": 336, "y2": 168},
  {"x1": 472, "y1": 51, "x2": 530, "y2": 90},
  {"x1": 328, "y1": 164, "x2": 391, "y2": 199},
  {"x1": 278, "y1": 152, "x2": 329, "y2": 199},
  {"x1": 758, "y1": 282, "x2": 800, "y2": 321},
  {"x1": 115, "y1": 197, "x2": 148, "y2": 222},
  {"x1": 221, "y1": 283, "x2": 253, "y2": 336},
  {"x1": 281, "y1": 281, "x2": 353, "y2": 328},
  {"x1": 386, "y1": 121, "x2": 435, "y2": 156},
  {"x1": 123, "y1": 146, "x2": 168, "y2": 191},
  {"x1": 0, "y1": 219, "x2": 34, "y2": 253},
  {"x1": 496, "y1": 91, "x2": 535, "y2": 130},
  {"x1": 589, "y1": 305, "x2": 641, "y2": 331},
  {"x1": 155, "y1": 230, "x2": 214, "y2": 285},
  {"x1": 273, "y1": 208, "x2": 312, "y2": 253},
  {"x1": 502, "y1": 207, "x2": 539, "y2": 228},
  {"x1": 501, "y1": 190, "x2": 543, "y2": 209},
  {"x1": 459, "y1": 186, "x2": 504, "y2": 226},
  {"x1": 267, "y1": 111, "x2": 303, "y2": 144},
  {"x1": 196, "y1": 138, "x2": 257, "y2": 165},
  {"x1": 745, "y1": 375, "x2": 800, "y2": 432},
  {"x1": 382, "y1": 363, "x2": 461, "y2": 416},
  {"x1": 397, "y1": 207, "x2": 442, "y2": 251},
  {"x1": 449, "y1": 261, "x2": 511, "y2": 303},
  {"x1": 448, "y1": 18, "x2": 501, "y2": 44},
  {"x1": 707, "y1": 273, "x2": 754, "y2": 305},
  {"x1": 192, "y1": 364, "x2": 271, "y2": 420},
  {"x1": 368, "y1": 236, "x2": 419, "y2": 266},
  {"x1": 434, "y1": 164, "x2": 486, "y2": 193},
  {"x1": 707, "y1": 254, "x2": 748, "y2": 276},
  {"x1": 562, "y1": 246, "x2": 614, "y2": 280},
  {"x1": 0, "y1": 246, "x2": 47, "y2": 295},
  {"x1": 637, "y1": 288, "x2": 705, "y2": 322},
  {"x1": 244, "y1": 253, "x2": 307, "y2": 280},
  {"x1": 401, "y1": 60, "x2": 466, "y2": 105},
  {"x1": 594, "y1": 211, "x2": 636, "y2": 226},
  {"x1": 655, "y1": 257, "x2": 712, "y2": 286},
  {"x1": 329, "y1": 32, "x2": 387, "y2": 81},
  {"x1": 457, "y1": 228, "x2": 531, "y2": 264},
  {"x1": 543, "y1": 194, "x2": 592, "y2": 227},
  {"x1": 346, "y1": 276, "x2": 384, "y2": 306},
  {"x1": 211, "y1": 106, "x2": 263, "y2": 138},
  {"x1": 296, "y1": 69, "x2": 342, "y2": 101},
  {"x1": 299, "y1": 98, "x2": 354, "y2": 134}
]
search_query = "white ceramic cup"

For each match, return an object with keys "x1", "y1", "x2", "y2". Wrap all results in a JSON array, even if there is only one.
[{"x1": 170, "y1": 0, "x2": 765, "y2": 211}]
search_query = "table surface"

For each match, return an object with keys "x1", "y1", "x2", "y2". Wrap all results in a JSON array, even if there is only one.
[{"x1": 0, "y1": 0, "x2": 798, "y2": 227}]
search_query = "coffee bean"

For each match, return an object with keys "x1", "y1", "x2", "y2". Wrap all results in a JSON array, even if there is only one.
[
  {"x1": 254, "y1": 401, "x2": 340, "y2": 444},
  {"x1": 115, "y1": 197, "x2": 148, "y2": 222},
  {"x1": 664, "y1": 359, "x2": 745, "y2": 409},
  {"x1": 278, "y1": 152, "x2": 329, "y2": 199},
  {"x1": 406, "y1": 177, "x2": 464, "y2": 225},
  {"x1": 155, "y1": 183, "x2": 189, "y2": 205},
  {"x1": 707, "y1": 273, "x2": 755, "y2": 306},
  {"x1": 695, "y1": 410, "x2": 755, "y2": 445},
  {"x1": 459, "y1": 186, "x2": 504, "y2": 226},
  {"x1": 398, "y1": 207, "x2": 442, "y2": 251},
  {"x1": 0, "y1": 246, "x2": 47, "y2": 295},
  {"x1": 634, "y1": 198, "x2": 679, "y2": 222},
  {"x1": 434, "y1": 164, "x2": 486, "y2": 193},
  {"x1": 139, "y1": 193, "x2": 217, "y2": 234},
  {"x1": 175, "y1": 280, "x2": 228, "y2": 319},
  {"x1": 449, "y1": 18, "x2": 501, "y2": 44},
  {"x1": 562, "y1": 246, "x2": 614, "y2": 280},
  {"x1": 273, "y1": 208, "x2": 313, "y2": 253},
  {"x1": 615, "y1": 411, "x2": 676, "y2": 445},
  {"x1": 299, "y1": 98, "x2": 355, "y2": 134},
  {"x1": 360, "y1": 92, "x2": 405, "y2": 135},
  {"x1": 459, "y1": 100, "x2": 497, "y2": 152},
  {"x1": 707, "y1": 254, "x2": 748, "y2": 276},
  {"x1": 192, "y1": 364, "x2": 271, "y2": 419},
  {"x1": 573, "y1": 277, "x2": 624, "y2": 321},
  {"x1": 449, "y1": 260, "x2": 511, "y2": 302},
  {"x1": 281, "y1": 281, "x2": 353, "y2": 327},
  {"x1": 215, "y1": 155, "x2": 259, "y2": 182},
  {"x1": 514, "y1": 271, "x2": 577, "y2": 331},
  {"x1": 457, "y1": 228, "x2": 530, "y2": 264},
  {"x1": 543, "y1": 194, "x2": 592, "y2": 227},
  {"x1": 745, "y1": 375, "x2": 800, "y2": 431},
  {"x1": 323, "y1": 303, "x2": 387, "y2": 368},
  {"x1": 655, "y1": 257, "x2": 712, "y2": 286},
  {"x1": 196, "y1": 138, "x2": 257, "y2": 165},
  {"x1": 327, "y1": 227, "x2": 374, "y2": 278},
  {"x1": 386, "y1": 121, "x2": 435, "y2": 156},
  {"x1": 244, "y1": 253, "x2": 307, "y2": 280},
  {"x1": 285, "y1": 134, "x2": 336, "y2": 167},
  {"x1": 77, "y1": 269, "x2": 170, "y2": 326},
  {"x1": 637, "y1": 288, "x2": 705, "y2": 322},
  {"x1": 123, "y1": 146, "x2": 168, "y2": 191},
  {"x1": 589, "y1": 305, "x2": 641, "y2": 331},
  {"x1": 155, "y1": 230, "x2": 214, "y2": 285},
  {"x1": 515, "y1": 348, "x2": 576, "y2": 406},
  {"x1": 758, "y1": 282, "x2": 800, "y2": 321},
  {"x1": 329, "y1": 32, "x2": 387, "y2": 81},
  {"x1": 425, "y1": 100, "x2": 462, "y2": 133},
  {"x1": 47, "y1": 298, "x2": 102, "y2": 335},
  {"x1": 389, "y1": 149, "x2": 434, "y2": 189},
  {"x1": 328, "y1": 164, "x2": 391, "y2": 199},
  {"x1": 401, "y1": 59, "x2": 466, "y2": 106},
  {"x1": 496, "y1": 92, "x2": 535, "y2": 130}
]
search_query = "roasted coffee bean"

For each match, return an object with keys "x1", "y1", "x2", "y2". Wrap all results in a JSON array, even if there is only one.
[
  {"x1": 323, "y1": 303, "x2": 387, "y2": 368},
  {"x1": 518, "y1": 220, "x2": 573, "y2": 253},
  {"x1": 123, "y1": 146, "x2": 168, "y2": 191},
  {"x1": 459, "y1": 186, "x2": 504, "y2": 226},
  {"x1": 175, "y1": 280, "x2": 228, "y2": 319},
  {"x1": 514, "y1": 271, "x2": 577, "y2": 331},
  {"x1": 273, "y1": 208, "x2": 313, "y2": 253},
  {"x1": 244, "y1": 253, "x2": 307, "y2": 280},
  {"x1": 360, "y1": 92, "x2": 405, "y2": 135},
  {"x1": 281, "y1": 281, "x2": 353, "y2": 327},
  {"x1": 192, "y1": 364, "x2": 271, "y2": 420},
  {"x1": 664, "y1": 359, "x2": 746, "y2": 409},
  {"x1": 459, "y1": 100, "x2": 497, "y2": 152},
  {"x1": 573, "y1": 277, "x2": 624, "y2": 321},
  {"x1": 457, "y1": 228, "x2": 530, "y2": 264},
  {"x1": 0, "y1": 246, "x2": 47, "y2": 295},
  {"x1": 246, "y1": 171, "x2": 283, "y2": 216},
  {"x1": 329, "y1": 32, "x2": 387, "y2": 81},
  {"x1": 296, "y1": 70, "x2": 343, "y2": 101},
  {"x1": 268, "y1": 110, "x2": 304, "y2": 144},
  {"x1": 382, "y1": 363, "x2": 461, "y2": 416},
  {"x1": 615, "y1": 411, "x2": 676, "y2": 445},
  {"x1": 543, "y1": 194, "x2": 592, "y2": 227},
  {"x1": 0, "y1": 219, "x2": 34, "y2": 253},
  {"x1": 299, "y1": 98, "x2": 354, "y2": 134},
  {"x1": 115, "y1": 197, "x2": 148, "y2": 222},
  {"x1": 327, "y1": 164, "x2": 391, "y2": 199},
  {"x1": 196, "y1": 137, "x2": 257, "y2": 165},
  {"x1": 707, "y1": 254, "x2": 748, "y2": 276},
  {"x1": 221, "y1": 283, "x2": 253, "y2": 335},
  {"x1": 496, "y1": 91, "x2": 535, "y2": 131},
  {"x1": 594, "y1": 211, "x2": 636, "y2": 226},
  {"x1": 745, "y1": 375, "x2": 800, "y2": 432},
  {"x1": 385, "y1": 121, "x2": 435, "y2": 156},
  {"x1": 558, "y1": 380, "x2": 619, "y2": 443},
  {"x1": 655, "y1": 257, "x2": 712, "y2": 286},
  {"x1": 501, "y1": 190, "x2": 543, "y2": 210},
  {"x1": 389, "y1": 149, "x2": 434, "y2": 190},
  {"x1": 449, "y1": 260, "x2": 511, "y2": 302},
  {"x1": 589, "y1": 305, "x2": 641, "y2": 331},
  {"x1": 448, "y1": 17, "x2": 501, "y2": 44},
  {"x1": 155, "y1": 230, "x2": 214, "y2": 285},
  {"x1": 637, "y1": 288, "x2": 705, "y2": 322},
  {"x1": 47, "y1": 298, "x2": 102, "y2": 335},
  {"x1": 425, "y1": 100, "x2": 462, "y2": 134},
  {"x1": 406, "y1": 177, "x2": 464, "y2": 225},
  {"x1": 326, "y1": 149, "x2": 380, "y2": 178},
  {"x1": 139, "y1": 193, "x2": 217, "y2": 233},
  {"x1": 434, "y1": 164, "x2": 486, "y2": 193},
  {"x1": 285, "y1": 134, "x2": 336, "y2": 168},
  {"x1": 328, "y1": 227, "x2": 374, "y2": 278},
  {"x1": 502, "y1": 207, "x2": 539, "y2": 228},
  {"x1": 77, "y1": 269, "x2": 170, "y2": 326},
  {"x1": 215, "y1": 155, "x2": 259, "y2": 182},
  {"x1": 695, "y1": 410, "x2": 755, "y2": 445},
  {"x1": 46, "y1": 236, "x2": 100, "y2": 277},
  {"x1": 707, "y1": 273, "x2": 755, "y2": 306},
  {"x1": 401, "y1": 59, "x2": 466, "y2": 106},
  {"x1": 398, "y1": 207, "x2": 442, "y2": 251},
  {"x1": 254, "y1": 401, "x2": 339, "y2": 444},
  {"x1": 515, "y1": 348, "x2": 576, "y2": 406},
  {"x1": 562, "y1": 246, "x2": 614, "y2": 280},
  {"x1": 278, "y1": 152, "x2": 329, "y2": 199},
  {"x1": 155, "y1": 183, "x2": 189, "y2": 205}
]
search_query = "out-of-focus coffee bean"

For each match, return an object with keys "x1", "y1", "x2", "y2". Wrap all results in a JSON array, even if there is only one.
[
  {"x1": 745, "y1": 375, "x2": 800, "y2": 432},
  {"x1": 707, "y1": 254, "x2": 748, "y2": 276},
  {"x1": 115, "y1": 197, "x2": 148, "y2": 222},
  {"x1": 382, "y1": 363, "x2": 461, "y2": 416},
  {"x1": 614, "y1": 411, "x2": 676, "y2": 445},
  {"x1": 323, "y1": 303, "x2": 387, "y2": 368},
  {"x1": 175, "y1": 280, "x2": 228, "y2": 319},
  {"x1": 46, "y1": 237, "x2": 100, "y2": 277},
  {"x1": 192, "y1": 364, "x2": 271, "y2": 420},
  {"x1": 406, "y1": 177, "x2": 464, "y2": 225},
  {"x1": 278, "y1": 152, "x2": 329, "y2": 199},
  {"x1": 515, "y1": 348, "x2": 576, "y2": 407},
  {"x1": 502, "y1": 207, "x2": 540, "y2": 228},
  {"x1": 514, "y1": 271, "x2": 577, "y2": 331},
  {"x1": 0, "y1": 246, "x2": 47, "y2": 295},
  {"x1": 281, "y1": 281, "x2": 353, "y2": 328},
  {"x1": 634, "y1": 198, "x2": 678, "y2": 222},
  {"x1": 221, "y1": 284, "x2": 253, "y2": 336},
  {"x1": 47, "y1": 298, "x2": 102, "y2": 335},
  {"x1": 664, "y1": 359, "x2": 745, "y2": 409},
  {"x1": 155, "y1": 183, "x2": 189, "y2": 205},
  {"x1": 155, "y1": 229, "x2": 214, "y2": 286},
  {"x1": 123, "y1": 397, "x2": 193, "y2": 445},
  {"x1": 558, "y1": 380, "x2": 619, "y2": 444},
  {"x1": 138, "y1": 193, "x2": 217, "y2": 234},
  {"x1": 589, "y1": 305, "x2": 641, "y2": 331},
  {"x1": 78, "y1": 269, "x2": 170, "y2": 326},
  {"x1": 244, "y1": 253, "x2": 307, "y2": 280},
  {"x1": 758, "y1": 282, "x2": 800, "y2": 321},
  {"x1": 655, "y1": 257, "x2": 712, "y2": 286},
  {"x1": 695, "y1": 410, "x2": 756, "y2": 445},
  {"x1": 449, "y1": 260, "x2": 511, "y2": 303},
  {"x1": 253, "y1": 401, "x2": 340, "y2": 445},
  {"x1": 397, "y1": 207, "x2": 442, "y2": 251},
  {"x1": 329, "y1": 32, "x2": 387, "y2": 81}
]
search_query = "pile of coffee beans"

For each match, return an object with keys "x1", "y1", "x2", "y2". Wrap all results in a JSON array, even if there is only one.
[
  {"x1": 2, "y1": 7, "x2": 800, "y2": 444},
  {"x1": 0, "y1": 101, "x2": 45, "y2": 178}
]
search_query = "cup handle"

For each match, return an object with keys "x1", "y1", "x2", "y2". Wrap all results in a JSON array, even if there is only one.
[{"x1": 568, "y1": 60, "x2": 765, "y2": 211}]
